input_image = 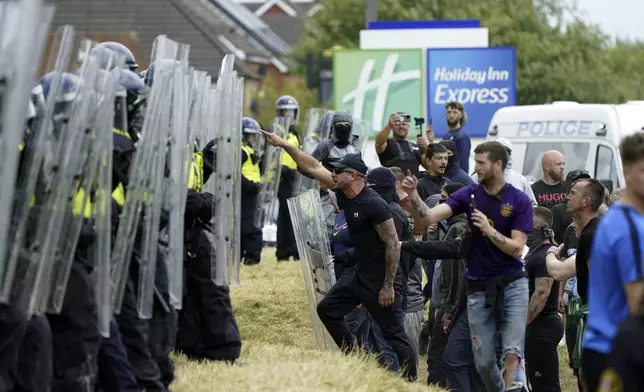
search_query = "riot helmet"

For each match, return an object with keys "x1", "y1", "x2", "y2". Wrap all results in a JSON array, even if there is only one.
[
  {"x1": 144, "y1": 59, "x2": 181, "y2": 87},
  {"x1": 318, "y1": 110, "x2": 334, "y2": 139},
  {"x1": 96, "y1": 42, "x2": 138, "y2": 71},
  {"x1": 115, "y1": 69, "x2": 146, "y2": 134},
  {"x1": 276, "y1": 95, "x2": 299, "y2": 123},
  {"x1": 331, "y1": 110, "x2": 353, "y2": 146},
  {"x1": 37, "y1": 72, "x2": 82, "y2": 122},
  {"x1": 242, "y1": 116, "x2": 262, "y2": 152}
]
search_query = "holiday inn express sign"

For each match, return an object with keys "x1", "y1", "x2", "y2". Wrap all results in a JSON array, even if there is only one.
[
  {"x1": 333, "y1": 49, "x2": 424, "y2": 136},
  {"x1": 333, "y1": 47, "x2": 516, "y2": 138}
]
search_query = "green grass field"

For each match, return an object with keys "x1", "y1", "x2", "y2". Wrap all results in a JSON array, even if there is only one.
[{"x1": 172, "y1": 248, "x2": 578, "y2": 391}]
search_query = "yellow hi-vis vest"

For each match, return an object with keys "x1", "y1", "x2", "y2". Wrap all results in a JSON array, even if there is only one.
[
  {"x1": 188, "y1": 152, "x2": 204, "y2": 192},
  {"x1": 241, "y1": 144, "x2": 261, "y2": 183},
  {"x1": 280, "y1": 133, "x2": 300, "y2": 170},
  {"x1": 72, "y1": 187, "x2": 94, "y2": 219}
]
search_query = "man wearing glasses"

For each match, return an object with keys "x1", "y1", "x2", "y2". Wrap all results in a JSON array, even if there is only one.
[{"x1": 261, "y1": 131, "x2": 418, "y2": 382}]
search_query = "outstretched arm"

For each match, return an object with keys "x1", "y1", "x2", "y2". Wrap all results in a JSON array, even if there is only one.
[{"x1": 262, "y1": 130, "x2": 334, "y2": 189}]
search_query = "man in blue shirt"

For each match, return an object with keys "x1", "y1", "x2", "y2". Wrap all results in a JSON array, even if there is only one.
[
  {"x1": 440, "y1": 101, "x2": 471, "y2": 173},
  {"x1": 402, "y1": 141, "x2": 532, "y2": 391},
  {"x1": 582, "y1": 132, "x2": 644, "y2": 392}
]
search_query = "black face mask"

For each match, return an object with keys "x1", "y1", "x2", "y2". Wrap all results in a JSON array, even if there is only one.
[
  {"x1": 527, "y1": 223, "x2": 555, "y2": 249},
  {"x1": 333, "y1": 123, "x2": 352, "y2": 145}
]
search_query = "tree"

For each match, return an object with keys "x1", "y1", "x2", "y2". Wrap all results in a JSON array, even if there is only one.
[
  {"x1": 294, "y1": 0, "x2": 644, "y2": 105},
  {"x1": 252, "y1": 76, "x2": 323, "y2": 131}
]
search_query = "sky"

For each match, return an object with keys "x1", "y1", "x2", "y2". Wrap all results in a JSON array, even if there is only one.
[{"x1": 577, "y1": 0, "x2": 644, "y2": 41}]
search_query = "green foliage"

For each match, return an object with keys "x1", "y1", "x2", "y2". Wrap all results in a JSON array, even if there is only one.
[
  {"x1": 294, "y1": 0, "x2": 644, "y2": 105},
  {"x1": 253, "y1": 76, "x2": 323, "y2": 130}
]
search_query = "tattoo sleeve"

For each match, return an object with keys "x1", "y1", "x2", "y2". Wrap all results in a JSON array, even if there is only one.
[
  {"x1": 410, "y1": 193, "x2": 429, "y2": 218},
  {"x1": 527, "y1": 277, "x2": 554, "y2": 324},
  {"x1": 487, "y1": 229, "x2": 526, "y2": 259},
  {"x1": 374, "y1": 219, "x2": 400, "y2": 288}
]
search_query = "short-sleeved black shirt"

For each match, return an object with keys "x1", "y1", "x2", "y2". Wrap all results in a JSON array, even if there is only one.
[
  {"x1": 377, "y1": 139, "x2": 422, "y2": 177},
  {"x1": 576, "y1": 218, "x2": 599, "y2": 303},
  {"x1": 339, "y1": 186, "x2": 400, "y2": 290},
  {"x1": 526, "y1": 243, "x2": 560, "y2": 319}
]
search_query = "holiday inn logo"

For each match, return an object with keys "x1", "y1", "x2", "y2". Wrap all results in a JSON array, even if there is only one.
[{"x1": 333, "y1": 49, "x2": 423, "y2": 134}]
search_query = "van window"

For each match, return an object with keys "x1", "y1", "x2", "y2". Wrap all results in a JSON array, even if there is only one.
[
  {"x1": 595, "y1": 145, "x2": 619, "y2": 191},
  {"x1": 521, "y1": 142, "x2": 590, "y2": 183}
]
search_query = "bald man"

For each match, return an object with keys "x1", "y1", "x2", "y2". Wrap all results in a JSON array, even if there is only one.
[{"x1": 531, "y1": 150, "x2": 567, "y2": 209}]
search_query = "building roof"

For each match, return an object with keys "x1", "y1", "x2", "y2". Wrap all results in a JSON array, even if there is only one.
[{"x1": 47, "y1": 0, "x2": 262, "y2": 80}]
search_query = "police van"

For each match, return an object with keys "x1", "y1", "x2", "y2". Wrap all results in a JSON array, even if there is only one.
[{"x1": 486, "y1": 101, "x2": 644, "y2": 192}]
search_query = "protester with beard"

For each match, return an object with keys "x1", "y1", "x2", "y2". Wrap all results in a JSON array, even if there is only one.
[
  {"x1": 584, "y1": 133, "x2": 644, "y2": 392},
  {"x1": 551, "y1": 171, "x2": 591, "y2": 244},
  {"x1": 435, "y1": 101, "x2": 471, "y2": 173},
  {"x1": 473, "y1": 138, "x2": 537, "y2": 207},
  {"x1": 438, "y1": 140, "x2": 474, "y2": 185},
  {"x1": 262, "y1": 129, "x2": 418, "y2": 381},
  {"x1": 416, "y1": 143, "x2": 450, "y2": 201},
  {"x1": 376, "y1": 112, "x2": 429, "y2": 177},
  {"x1": 525, "y1": 207, "x2": 563, "y2": 392},
  {"x1": 402, "y1": 141, "x2": 532, "y2": 392},
  {"x1": 401, "y1": 182, "x2": 470, "y2": 387},
  {"x1": 532, "y1": 151, "x2": 567, "y2": 209}
]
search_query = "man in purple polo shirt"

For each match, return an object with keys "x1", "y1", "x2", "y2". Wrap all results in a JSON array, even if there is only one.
[{"x1": 402, "y1": 141, "x2": 533, "y2": 392}]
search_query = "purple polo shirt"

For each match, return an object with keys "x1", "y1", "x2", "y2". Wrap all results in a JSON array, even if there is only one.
[{"x1": 446, "y1": 183, "x2": 533, "y2": 280}]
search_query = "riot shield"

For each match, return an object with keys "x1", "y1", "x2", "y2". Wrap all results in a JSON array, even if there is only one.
[
  {"x1": 292, "y1": 108, "x2": 327, "y2": 195},
  {"x1": 210, "y1": 55, "x2": 242, "y2": 287},
  {"x1": 93, "y1": 64, "x2": 120, "y2": 337},
  {"x1": 0, "y1": 25, "x2": 87, "y2": 317},
  {"x1": 350, "y1": 117, "x2": 374, "y2": 155},
  {"x1": 254, "y1": 116, "x2": 292, "y2": 229},
  {"x1": 287, "y1": 189, "x2": 337, "y2": 351},
  {"x1": 0, "y1": 0, "x2": 53, "y2": 310}
]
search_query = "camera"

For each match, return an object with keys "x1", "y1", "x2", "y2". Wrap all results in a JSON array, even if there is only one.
[{"x1": 414, "y1": 117, "x2": 425, "y2": 136}]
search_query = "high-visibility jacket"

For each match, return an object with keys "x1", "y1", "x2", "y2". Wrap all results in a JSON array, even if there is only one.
[
  {"x1": 188, "y1": 151, "x2": 204, "y2": 192},
  {"x1": 280, "y1": 132, "x2": 300, "y2": 170},
  {"x1": 241, "y1": 145, "x2": 261, "y2": 183}
]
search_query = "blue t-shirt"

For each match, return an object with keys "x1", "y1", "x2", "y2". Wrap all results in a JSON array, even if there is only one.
[
  {"x1": 330, "y1": 210, "x2": 352, "y2": 255},
  {"x1": 442, "y1": 127, "x2": 471, "y2": 173},
  {"x1": 445, "y1": 183, "x2": 533, "y2": 280},
  {"x1": 583, "y1": 205, "x2": 644, "y2": 354}
]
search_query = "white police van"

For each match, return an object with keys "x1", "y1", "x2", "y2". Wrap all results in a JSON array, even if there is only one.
[{"x1": 486, "y1": 101, "x2": 644, "y2": 192}]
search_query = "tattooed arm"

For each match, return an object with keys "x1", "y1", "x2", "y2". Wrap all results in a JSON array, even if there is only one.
[
  {"x1": 484, "y1": 229, "x2": 527, "y2": 259},
  {"x1": 408, "y1": 191, "x2": 453, "y2": 233},
  {"x1": 527, "y1": 277, "x2": 554, "y2": 325},
  {"x1": 375, "y1": 218, "x2": 401, "y2": 288}
]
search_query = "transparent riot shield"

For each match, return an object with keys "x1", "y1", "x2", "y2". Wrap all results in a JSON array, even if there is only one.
[
  {"x1": 0, "y1": 0, "x2": 53, "y2": 308},
  {"x1": 210, "y1": 54, "x2": 242, "y2": 287},
  {"x1": 254, "y1": 116, "x2": 292, "y2": 229},
  {"x1": 0, "y1": 25, "x2": 86, "y2": 317},
  {"x1": 350, "y1": 118, "x2": 374, "y2": 155},
  {"x1": 292, "y1": 108, "x2": 327, "y2": 195},
  {"x1": 92, "y1": 65, "x2": 120, "y2": 337},
  {"x1": 136, "y1": 37, "x2": 190, "y2": 319},
  {"x1": 111, "y1": 35, "x2": 181, "y2": 316},
  {"x1": 287, "y1": 189, "x2": 337, "y2": 351},
  {"x1": 37, "y1": 46, "x2": 106, "y2": 314}
]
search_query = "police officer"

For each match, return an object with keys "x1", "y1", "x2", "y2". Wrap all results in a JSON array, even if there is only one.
[
  {"x1": 176, "y1": 137, "x2": 242, "y2": 363},
  {"x1": 274, "y1": 95, "x2": 301, "y2": 261},
  {"x1": 240, "y1": 117, "x2": 263, "y2": 265}
]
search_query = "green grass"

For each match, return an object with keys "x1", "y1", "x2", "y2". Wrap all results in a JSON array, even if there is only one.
[{"x1": 172, "y1": 248, "x2": 578, "y2": 391}]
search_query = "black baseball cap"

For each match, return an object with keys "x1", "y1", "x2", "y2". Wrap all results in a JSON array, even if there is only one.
[
  {"x1": 566, "y1": 170, "x2": 591, "y2": 182},
  {"x1": 329, "y1": 153, "x2": 368, "y2": 175},
  {"x1": 366, "y1": 167, "x2": 396, "y2": 187}
]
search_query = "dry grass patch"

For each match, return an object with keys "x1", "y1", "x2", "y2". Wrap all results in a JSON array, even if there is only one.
[{"x1": 173, "y1": 248, "x2": 578, "y2": 391}]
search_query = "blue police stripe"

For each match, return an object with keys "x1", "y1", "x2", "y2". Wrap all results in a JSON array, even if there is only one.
[{"x1": 368, "y1": 20, "x2": 480, "y2": 30}]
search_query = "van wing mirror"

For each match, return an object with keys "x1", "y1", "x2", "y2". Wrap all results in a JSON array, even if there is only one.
[{"x1": 599, "y1": 179, "x2": 614, "y2": 194}]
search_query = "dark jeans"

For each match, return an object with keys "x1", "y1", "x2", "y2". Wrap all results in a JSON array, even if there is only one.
[
  {"x1": 346, "y1": 307, "x2": 370, "y2": 350},
  {"x1": 442, "y1": 309, "x2": 485, "y2": 392},
  {"x1": 427, "y1": 308, "x2": 449, "y2": 387},
  {"x1": 316, "y1": 268, "x2": 418, "y2": 381},
  {"x1": 15, "y1": 315, "x2": 53, "y2": 392},
  {"x1": 97, "y1": 318, "x2": 139, "y2": 392},
  {"x1": 367, "y1": 310, "x2": 406, "y2": 372},
  {"x1": 0, "y1": 305, "x2": 28, "y2": 392},
  {"x1": 525, "y1": 314, "x2": 564, "y2": 392},
  {"x1": 581, "y1": 348, "x2": 609, "y2": 392},
  {"x1": 241, "y1": 195, "x2": 262, "y2": 264}
]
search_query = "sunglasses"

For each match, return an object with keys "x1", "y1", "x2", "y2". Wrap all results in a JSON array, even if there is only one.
[{"x1": 334, "y1": 167, "x2": 363, "y2": 176}]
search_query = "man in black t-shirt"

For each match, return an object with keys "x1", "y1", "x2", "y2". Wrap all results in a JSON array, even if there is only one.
[
  {"x1": 261, "y1": 131, "x2": 418, "y2": 381},
  {"x1": 531, "y1": 150, "x2": 567, "y2": 209},
  {"x1": 375, "y1": 113, "x2": 429, "y2": 177},
  {"x1": 551, "y1": 170, "x2": 592, "y2": 243},
  {"x1": 525, "y1": 207, "x2": 563, "y2": 391}
]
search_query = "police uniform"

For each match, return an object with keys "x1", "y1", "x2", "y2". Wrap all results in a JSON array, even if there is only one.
[
  {"x1": 240, "y1": 143, "x2": 262, "y2": 264},
  {"x1": 276, "y1": 130, "x2": 301, "y2": 260},
  {"x1": 176, "y1": 146, "x2": 242, "y2": 362}
]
